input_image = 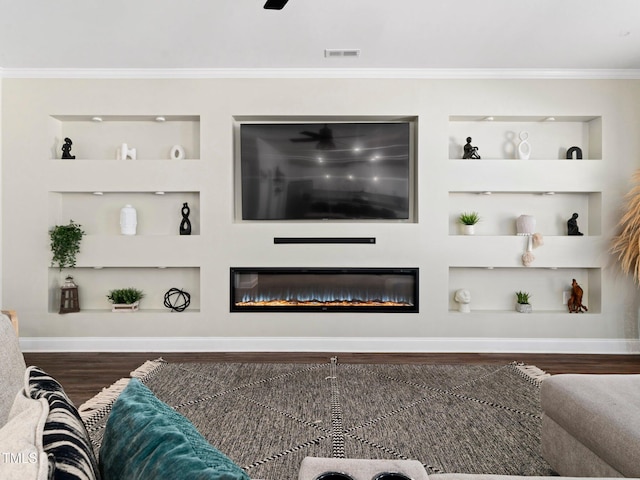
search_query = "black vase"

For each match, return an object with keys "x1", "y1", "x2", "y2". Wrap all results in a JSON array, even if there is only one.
[{"x1": 180, "y1": 202, "x2": 192, "y2": 235}]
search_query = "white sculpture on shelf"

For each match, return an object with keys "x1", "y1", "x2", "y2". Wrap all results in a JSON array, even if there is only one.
[
  {"x1": 517, "y1": 131, "x2": 531, "y2": 160},
  {"x1": 454, "y1": 288, "x2": 471, "y2": 313},
  {"x1": 170, "y1": 145, "x2": 185, "y2": 160},
  {"x1": 120, "y1": 205, "x2": 137, "y2": 235},
  {"x1": 117, "y1": 143, "x2": 137, "y2": 160}
]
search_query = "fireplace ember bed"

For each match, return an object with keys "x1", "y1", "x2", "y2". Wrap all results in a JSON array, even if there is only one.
[{"x1": 230, "y1": 268, "x2": 418, "y2": 313}]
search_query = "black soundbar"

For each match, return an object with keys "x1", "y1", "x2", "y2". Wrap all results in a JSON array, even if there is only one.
[{"x1": 274, "y1": 237, "x2": 376, "y2": 245}]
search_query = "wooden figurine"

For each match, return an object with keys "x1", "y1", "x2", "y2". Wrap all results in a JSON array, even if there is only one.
[{"x1": 568, "y1": 278, "x2": 588, "y2": 313}]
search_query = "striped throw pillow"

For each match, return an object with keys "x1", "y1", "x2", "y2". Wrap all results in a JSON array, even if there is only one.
[{"x1": 26, "y1": 366, "x2": 100, "y2": 480}]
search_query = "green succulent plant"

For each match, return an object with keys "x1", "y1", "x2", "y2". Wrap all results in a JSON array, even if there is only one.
[
  {"x1": 515, "y1": 291, "x2": 531, "y2": 304},
  {"x1": 458, "y1": 211, "x2": 481, "y2": 225},
  {"x1": 49, "y1": 220, "x2": 85, "y2": 271},
  {"x1": 107, "y1": 288, "x2": 145, "y2": 305}
]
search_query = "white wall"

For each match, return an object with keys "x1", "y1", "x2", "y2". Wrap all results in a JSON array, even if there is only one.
[{"x1": 2, "y1": 77, "x2": 640, "y2": 352}]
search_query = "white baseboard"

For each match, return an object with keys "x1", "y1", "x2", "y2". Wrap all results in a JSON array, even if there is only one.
[{"x1": 19, "y1": 336, "x2": 640, "y2": 354}]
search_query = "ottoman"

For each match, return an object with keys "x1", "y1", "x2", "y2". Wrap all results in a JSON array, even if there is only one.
[
  {"x1": 298, "y1": 457, "x2": 429, "y2": 480},
  {"x1": 541, "y1": 374, "x2": 640, "y2": 478}
]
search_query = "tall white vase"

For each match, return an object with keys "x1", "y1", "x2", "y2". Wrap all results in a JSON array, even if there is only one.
[{"x1": 120, "y1": 204, "x2": 137, "y2": 235}]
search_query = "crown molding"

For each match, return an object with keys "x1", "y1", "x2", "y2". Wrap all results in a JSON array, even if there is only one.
[
  {"x1": 2, "y1": 67, "x2": 640, "y2": 80},
  {"x1": 19, "y1": 336, "x2": 640, "y2": 354}
]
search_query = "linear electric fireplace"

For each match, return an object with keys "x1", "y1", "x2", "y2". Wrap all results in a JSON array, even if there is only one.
[{"x1": 230, "y1": 268, "x2": 418, "y2": 312}]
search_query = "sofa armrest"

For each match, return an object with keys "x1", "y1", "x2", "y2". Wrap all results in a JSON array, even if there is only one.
[{"x1": 2, "y1": 310, "x2": 18, "y2": 336}]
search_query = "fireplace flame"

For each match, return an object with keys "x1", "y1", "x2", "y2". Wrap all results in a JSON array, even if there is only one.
[{"x1": 235, "y1": 299, "x2": 412, "y2": 307}]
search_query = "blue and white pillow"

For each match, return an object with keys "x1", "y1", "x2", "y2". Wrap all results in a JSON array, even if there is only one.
[{"x1": 26, "y1": 366, "x2": 100, "y2": 480}]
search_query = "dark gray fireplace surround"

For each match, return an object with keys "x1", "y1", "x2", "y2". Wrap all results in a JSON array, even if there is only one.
[{"x1": 230, "y1": 267, "x2": 418, "y2": 312}]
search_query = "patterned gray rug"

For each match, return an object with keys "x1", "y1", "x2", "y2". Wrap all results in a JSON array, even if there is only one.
[{"x1": 81, "y1": 359, "x2": 555, "y2": 480}]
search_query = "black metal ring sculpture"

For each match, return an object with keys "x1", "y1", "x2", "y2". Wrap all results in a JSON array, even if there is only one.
[{"x1": 163, "y1": 287, "x2": 191, "y2": 312}]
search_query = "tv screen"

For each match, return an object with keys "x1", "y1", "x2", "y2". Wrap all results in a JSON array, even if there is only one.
[{"x1": 239, "y1": 122, "x2": 411, "y2": 220}]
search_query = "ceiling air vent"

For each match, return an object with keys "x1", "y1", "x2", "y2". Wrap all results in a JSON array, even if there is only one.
[{"x1": 325, "y1": 49, "x2": 361, "y2": 58}]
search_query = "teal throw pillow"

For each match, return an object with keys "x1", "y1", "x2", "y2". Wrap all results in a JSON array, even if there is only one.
[{"x1": 99, "y1": 378, "x2": 249, "y2": 480}]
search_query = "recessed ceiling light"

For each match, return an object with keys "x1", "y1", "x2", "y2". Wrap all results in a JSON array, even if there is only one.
[
  {"x1": 483, "y1": 116, "x2": 494, "y2": 121},
  {"x1": 155, "y1": 116, "x2": 166, "y2": 122},
  {"x1": 544, "y1": 117, "x2": 556, "y2": 122},
  {"x1": 91, "y1": 116, "x2": 103, "y2": 122}
]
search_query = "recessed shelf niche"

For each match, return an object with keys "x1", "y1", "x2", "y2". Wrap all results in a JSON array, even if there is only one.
[
  {"x1": 448, "y1": 115, "x2": 602, "y2": 161},
  {"x1": 449, "y1": 191, "x2": 601, "y2": 236},
  {"x1": 49, "y1": 115, "x2": 200, "y2": 161},
  {"x1": 448, "y1": 266, "x2": 601, "y2": 314},
  {"x1": 48, "y1": 191, "x2": 200, "y2": 236},
  {"x1": 48, "y1": 267, "x2": 200, "y2": 313}
]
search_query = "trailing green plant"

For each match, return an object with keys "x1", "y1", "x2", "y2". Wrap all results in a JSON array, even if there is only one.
[
  {"x1": 458, "y1": 211, "x2": 480, "y2": 225},
  {"x1": 107, "y1": 288, "x2": 145, "y2": 305},
  {"x1": 515, "y1": 291, "x2": 531, "y2": 305},
  {"x1": 49, "y1": 220, "x2": 85, "y2": 271}
]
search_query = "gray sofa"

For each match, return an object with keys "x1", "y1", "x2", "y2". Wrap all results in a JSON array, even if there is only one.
[
  {"x1": 2, "y1": 312, "x2": 638, "y2": 480},
  {"x1": 541, "y1": 373, "x2": 640, "y2": 478}
]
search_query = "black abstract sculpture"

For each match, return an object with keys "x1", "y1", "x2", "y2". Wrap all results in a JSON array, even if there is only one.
[
  {"x1": 163, "y1": 288, "x2": 191, "y2": 312},
  {"x1": 567, "y1": 213, "x2": 584, "y2": 236},
  {"x1": 462, "y1": 137, "x2": 481, "y2": 159},
  {"x1": 61, "y1": 137, "x2": 76, "y2": 159},
  {"x1": 179, "y1": 202, "x2": 192, "y2": 235},
  {"x1": 566, "y1": 146, "x2": 583, "y2": 160}
]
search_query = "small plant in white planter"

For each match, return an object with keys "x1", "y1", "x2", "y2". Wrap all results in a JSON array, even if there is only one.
[
  {"x1": 458, "y1": 212, "x2": 480, "y2": 235},
  {"x1": 515, "y1": 291, "x2": 532, "y2": 313},
  {"x1": 107, "y1": 288, "x2": 145, "y2": 312}
]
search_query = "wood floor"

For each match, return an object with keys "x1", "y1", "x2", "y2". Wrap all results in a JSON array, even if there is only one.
[{"x1": 22, "y1": 351, "x2": 640, "y2": 407}]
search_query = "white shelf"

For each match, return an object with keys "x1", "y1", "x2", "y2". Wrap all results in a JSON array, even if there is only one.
[{"x1": 448, "y1": 160, "x2": 605, "y2": 192}]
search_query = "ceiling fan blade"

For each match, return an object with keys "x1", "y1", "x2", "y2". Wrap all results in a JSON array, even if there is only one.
[{"x1": 264, "y1": 0, "x2": 289, "y2": 9}]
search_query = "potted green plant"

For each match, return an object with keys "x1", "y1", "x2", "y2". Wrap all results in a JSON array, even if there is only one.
[
  {"x1": 515, "y1": 291, "x2": 532, "y2": 313},
  {"x1": 107, "y1": 288, "x2": 145, "y2": 312},
  {"x1": 458, "y1": 211, "x2": 480, "y2": 235},
  {"x1": 49, "y1": 220, "x2": 85, "y2": 271}
]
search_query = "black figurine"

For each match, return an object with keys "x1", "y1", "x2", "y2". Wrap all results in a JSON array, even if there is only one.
[
  {"x1": 566, "y1": 146, "x2": 583, "y2": 160},
  {"x1": 462, "y1": 137, "x2": 481, "y2": 159},
  {"x1": 61, "y1": 137, "x2": 76, "y2": 159},
  {"x1": 567, "y1": 213, "x2": 584, "y2": 236},
  {"x1": 179, "y1": 202, "x2": 192, "y2": 235}
]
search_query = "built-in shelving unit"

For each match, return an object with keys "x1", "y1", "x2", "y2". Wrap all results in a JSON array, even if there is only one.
[
  {"x1": 47, "y1": 115, "x2": 202, "y2": 314},
  {"x1": 448, "y1": 115, "x2": 604, "y2": 316}
]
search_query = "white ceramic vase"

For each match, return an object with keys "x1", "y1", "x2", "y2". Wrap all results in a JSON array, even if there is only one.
[
  {"x1": 463, "y1": 224, "x2": 475, "y2": 235},
  {"x1": 120, "y1": 204, "x2": 137, "y2": 235}
]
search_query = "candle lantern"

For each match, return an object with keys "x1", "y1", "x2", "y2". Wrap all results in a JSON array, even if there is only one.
[{"x1": 59, "y1": 275, "x2": 80, "y2": 314}]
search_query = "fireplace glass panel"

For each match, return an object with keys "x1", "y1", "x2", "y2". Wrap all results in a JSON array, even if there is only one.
[{"x1": 231, "y1": 268, "x2": 418, "y2": 312}]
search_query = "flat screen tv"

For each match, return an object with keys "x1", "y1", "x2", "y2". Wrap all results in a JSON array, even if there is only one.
[{"x1": 239, "y1": 122, "x2": 412, "y2": 220}]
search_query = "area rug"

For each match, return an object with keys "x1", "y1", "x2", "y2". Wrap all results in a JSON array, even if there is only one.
[{"x1": 80, "y1": 359, "x2": 554, "y2": 480}]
